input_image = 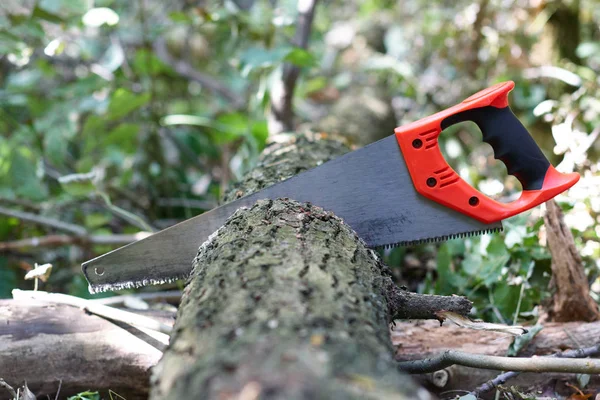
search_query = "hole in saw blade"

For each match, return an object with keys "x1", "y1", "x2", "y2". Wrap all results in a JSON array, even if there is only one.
[{"x1": 95, "y1": 266, "x2": 105, "y2": 276}]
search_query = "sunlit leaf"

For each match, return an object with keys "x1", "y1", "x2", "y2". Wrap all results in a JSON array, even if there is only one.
[
  {"x1": 58, "y1": 171, "x2": 97, "y2": 197},
  {"x1": 283, "y1": 48, "x2": 316, "y2": 67},
  {"x1": 82, "y1": 7, "x2": 119, "y2": 27},
  {"x1": 67, "y1": 390, "x2": 101, "y2": 400},
  {"x1": 107, "y1": 88, "x2": 151, "y2": 120}
]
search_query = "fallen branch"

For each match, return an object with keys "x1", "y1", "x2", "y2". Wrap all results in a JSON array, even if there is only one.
[
  {"x1": 268, "y1": 0, "x2": 319, "y2": 134},
  {"x1": 0, "y1": 233, "x2": 151, "y2": 251},
  {"x1": 387, "y1": 285, "x2": 473, "y2": 321},
  {"x1": 153, "y1": 38, "x2": 244, "y2": 108},
  {"x1": 472, "y1": 343, "x2": 600, "y2": 396},
  {"x1": 12, "y1": 290, "x2": 172, "y2": 335},
  {"x1": 397, "y1": 349, "x2": 600, "y2": 374},
  {"x1": 0, "y1": 205, "x2": 87, "y2": 236}
]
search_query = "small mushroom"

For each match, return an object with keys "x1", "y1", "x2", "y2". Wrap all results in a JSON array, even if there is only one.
[{"x1": 24, "y1": 263, "x2": 53, "y2": 291}]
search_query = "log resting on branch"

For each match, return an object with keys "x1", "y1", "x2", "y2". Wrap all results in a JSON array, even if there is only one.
[{"x1": 150, "y1": 133, "x2": 476, "y2": 399}]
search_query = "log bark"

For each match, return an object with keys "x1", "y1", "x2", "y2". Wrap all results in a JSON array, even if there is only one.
[
  {"x1": 393, "y1": 320, "x2": 600, "y2": 398},
  {"x1": 150, "y1": 134, "x2": 432, "y2": 399},
  {"x1": 543, "y1": 200, "x2": 600, "y2": 322},
  {"x1": 0, "y1": 299, "x2": 164, "y2": 399}
]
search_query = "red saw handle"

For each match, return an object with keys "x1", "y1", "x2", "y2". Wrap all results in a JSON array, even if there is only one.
[{"x1": 395, "y1": 81, "x2": 579, "y2": 224}]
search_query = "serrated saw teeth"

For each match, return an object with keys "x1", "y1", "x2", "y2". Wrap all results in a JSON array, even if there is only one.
[
  {"x1": 88, "y1": 272, "x2": 188, "y2": 294},
  {"x1": 375, "y1": 226, "x2": 504, "y2": 249}
]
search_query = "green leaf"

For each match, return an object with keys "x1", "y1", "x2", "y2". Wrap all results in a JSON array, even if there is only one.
[
  {"x1": 32, "y1": 5, "x2": 65, "y2": 23},
  {"x1": 212, "y1": 112, "x2": 249, "y2": 144},
  {"x1": 161, "y1": 114, "x2": 225, "y2": 130},
  {"x1": 435, "y1": 243, "x2": 456, "y2": 293},
  {"x1": 508, "y1": 324, "x2": 543, "y2": 356},
  {"x1": 504, "y1": 224, "x2": 527, "y2": 248},
  {"x1": 239, "y1": 46, "x2": 291, "y2": 76},
  {"x1": 58, "y1": 171, "x2": 97, "y2": 197},
  {"x1": 481, "y1": 254, "x2": 510, "y2": 287},
  {"x1": 493, "y1": 282, "x2": 521, "y2": 319},
  {"x1": 0, "y1": 259, "x2": 18, "y2": 299},
  {"x1": 168, "y1": 11, "x2": 192, "y2": 22},
  {"x1": 486, "y1": 235, "x2": 509, "y2": 258},
  {"x1": 105, "y1": 123, "x2": 140, "y2": 151},
  {"x1": 462, "y1": 253, "x2": 482, "y2": 276},
  {"x1": 8, "y1": 149, "x2": 47, "y2": 201},
  {"x1": 107, "y1": 89, "x2": 151, "y2": 120},
  {"x1": 132, "y1": 48, "x2": 167, "y2": 76},
  {"x1": 38, "y1": 0, "x2": 91, "y2": 19},
  {"x1": 67, "y1": 390, "x2": 101, "y2": 400},
  {"x1": 250, "y1": 120, "x2": 268, "y2": 150},
  {"x1": 283, "y1": 48, "x2": 316, "y2": 67},
  {"x1": 84, "y1": 213, "x2": 111, "y2": 229}
]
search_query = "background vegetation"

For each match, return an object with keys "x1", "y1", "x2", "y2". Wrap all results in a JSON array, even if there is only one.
[{"x1": 1, "y1": 0, "x2": 599, "y2": 325}]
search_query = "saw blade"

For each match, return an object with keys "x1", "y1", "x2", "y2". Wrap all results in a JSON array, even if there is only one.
[{"x1": 83, "y1": 135, "x2": 502, "y2": 293}]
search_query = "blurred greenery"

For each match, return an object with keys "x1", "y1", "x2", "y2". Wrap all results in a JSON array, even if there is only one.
[{"x1": 0, "y1": 0, "x2": 598, "y2": 324}]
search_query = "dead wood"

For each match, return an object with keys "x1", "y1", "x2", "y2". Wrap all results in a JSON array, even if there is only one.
[
  {"x1": 393, "y1": 320, "x2": 600, "y2": 398},
  {"x1": 0, "y1": 299, "x2": 164, "y2": 400},
  {"x1": 543, "y1": 199, "x2": 600, "y2": 322}
]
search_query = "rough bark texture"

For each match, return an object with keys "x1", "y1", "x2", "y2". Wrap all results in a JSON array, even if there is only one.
[
  {"x1": 151, "y1": 134, "x2": 432, "y2": 400},
  {"x1": 543, "y1": 200, "x2": 600, "y2": 322},
  {"x1": 392, "y1": 320, "x2": 600, "y2": 398},
  {"x1": 0, "y1": 299, "x2": 162, "y2": 399}
]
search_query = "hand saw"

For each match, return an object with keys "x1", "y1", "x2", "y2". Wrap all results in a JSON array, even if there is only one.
[{"x1": 82, "y1": 81, "x2": 579, "y2": 294}]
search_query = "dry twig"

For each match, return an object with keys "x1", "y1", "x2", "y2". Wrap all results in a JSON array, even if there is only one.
[
  {"x1": 397, "y1": 349, "x2": 600, "y2": 374},
  {"x1": 0, "y1": 205, "x2": 87, "y2": 236},
  {"x1": 471, "y1": 343, "x2": 600, "y2": 396}
]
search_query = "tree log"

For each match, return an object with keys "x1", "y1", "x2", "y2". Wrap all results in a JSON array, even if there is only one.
[
  {"x1": 393, "y1": 320, "x2": 600, "y2": 398},
  {"x1": 150, "y1": 134, "x2": 432, "y2": 399},
  {"x1": 0, "y1": 299, "x2": 164, "y2": 399},
  {"x1": 543, "y1": 200, "x2": 600, "y2": 322}
]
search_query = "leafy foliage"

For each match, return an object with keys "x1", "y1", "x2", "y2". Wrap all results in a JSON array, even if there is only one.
[{"x1": 0, "y1": 0, "x2": 599, "y2": 326}]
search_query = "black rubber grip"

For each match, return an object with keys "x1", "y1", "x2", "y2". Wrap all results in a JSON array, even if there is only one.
[{"x1": 441, "y1": 106, "x2": 550, "y2": 190}]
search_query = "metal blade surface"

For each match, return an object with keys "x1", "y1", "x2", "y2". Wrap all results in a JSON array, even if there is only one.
[{"x1": 83, "y1": 135, "x2": 502, "y2": 293}]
